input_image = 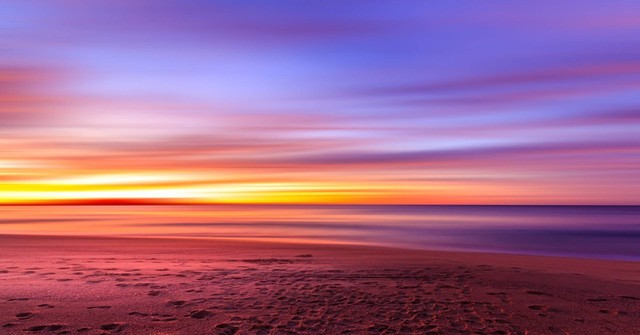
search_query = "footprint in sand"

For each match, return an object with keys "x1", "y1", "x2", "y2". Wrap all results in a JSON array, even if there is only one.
[
  {"x1": 8, "y1": 297, "x2": 29, "y2": 301},
  {"x1": 620, "y1": 295, "x2": 640, "y2": 300},
  {"x1": 215, "y1": 323, "x2": 239, "y2": 335},
  {"x1": 128, "y1": 312, "x2": 149, "y2": 317},
  {"x1": 87, "y1": 306, "x2": 111, "y2": 310},
  {"x1": 16, "y1": 312, "x2": 35, "y2": 320},
  {"x1": 587, "y1": 298, "x2": 608, "y2": 302},
  {"x1": 100, "y1": 323, "x2": 126, "y2": 333},
  {"x1": 168, "y1": 300, "x2": 187, "y2": 307},
  {"x1": 26, "y1": 324, "x2": 65, "y2": 332},
  {"x1": 527, "y1": 304, "x2": 563, "y2": 318},
  {"x1": 188, "y1": 310, "x2": 213, "y2": 319}
]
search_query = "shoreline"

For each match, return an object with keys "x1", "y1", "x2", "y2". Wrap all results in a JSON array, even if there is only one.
[{"x1": 1, "y1": 233, "x2": 639, "y2": 279}]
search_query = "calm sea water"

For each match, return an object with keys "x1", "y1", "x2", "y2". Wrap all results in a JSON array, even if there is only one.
[{"x1": 1, "y1": 205, "x2": 638, "y2": 261}]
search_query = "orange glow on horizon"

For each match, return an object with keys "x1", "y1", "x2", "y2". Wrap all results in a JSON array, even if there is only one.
[
  {"x1": 0, "y1": 170, "x2": 482, "y2": 205},
  {"x1": 0, "y1": 170, "x2": 611, "y2": 205}
]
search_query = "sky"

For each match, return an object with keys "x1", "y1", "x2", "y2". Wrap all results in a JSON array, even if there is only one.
[{"x1": 0, "y1": 1, "x2": 639, "y2": 205}]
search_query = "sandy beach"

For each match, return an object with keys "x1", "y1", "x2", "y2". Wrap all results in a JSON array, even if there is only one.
[{"x1": 0, "y1": 235, "x2": 639, "y2": 335}]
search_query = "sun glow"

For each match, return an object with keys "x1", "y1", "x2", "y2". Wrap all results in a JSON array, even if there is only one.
[{"x1": 0, "y1": 175, "x2": 445, "y2": 205}]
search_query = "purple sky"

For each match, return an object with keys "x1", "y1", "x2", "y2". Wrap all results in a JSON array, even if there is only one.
[{"x1": 0, "y1": 1, "x2": 639, "y2": 204}]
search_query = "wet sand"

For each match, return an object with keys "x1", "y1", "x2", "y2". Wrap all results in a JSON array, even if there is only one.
[{"x1": 0, "y1": 235, "x2": 639, "y2": 334}]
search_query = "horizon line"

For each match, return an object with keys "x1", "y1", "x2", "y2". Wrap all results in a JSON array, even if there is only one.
[{"x1": 0, "y1": 199, "x2": 637, "y2": 207}]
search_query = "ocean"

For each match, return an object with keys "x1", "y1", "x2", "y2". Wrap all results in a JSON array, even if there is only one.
[{"x1": 1, "y1": 205, "x2": 638, "y2": 261}]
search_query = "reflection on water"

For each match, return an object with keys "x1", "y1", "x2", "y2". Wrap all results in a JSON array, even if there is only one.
[{"x1": 1, "y1": 205, "x2": 639, "y2": 260}]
